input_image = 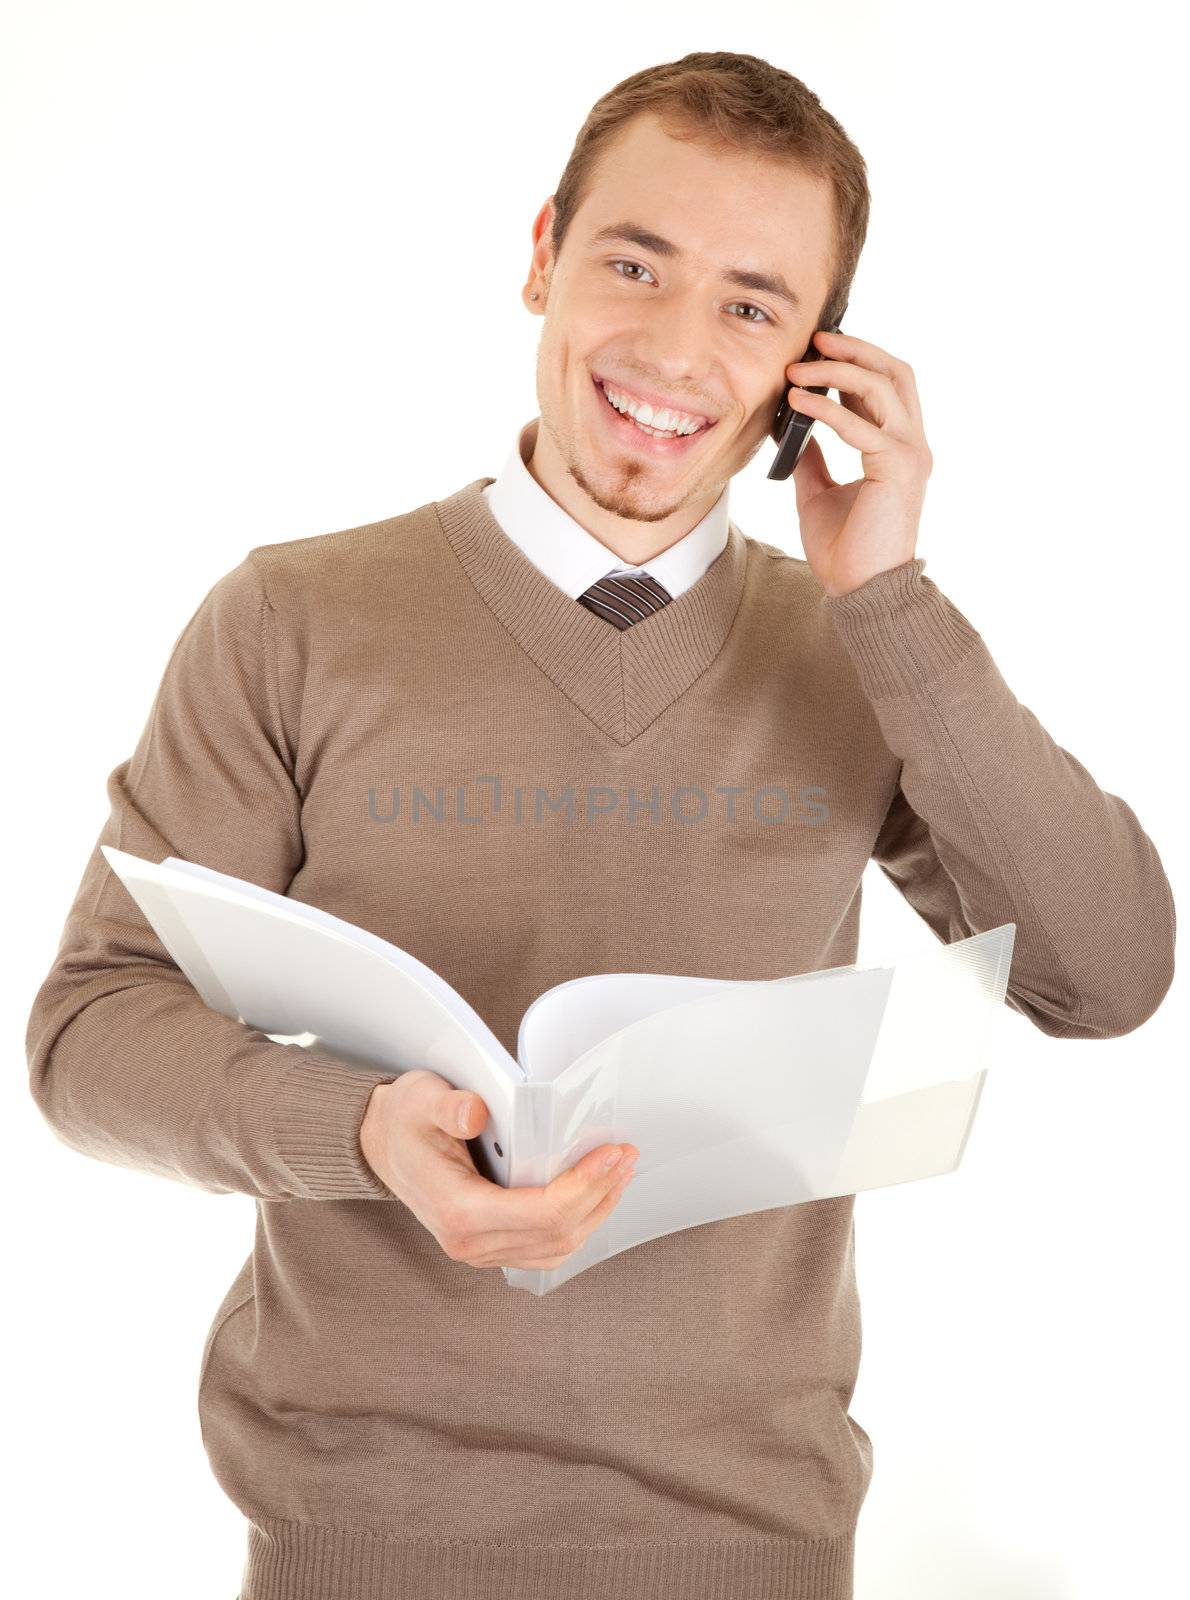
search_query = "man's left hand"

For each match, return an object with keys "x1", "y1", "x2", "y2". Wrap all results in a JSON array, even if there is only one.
[{"x1": 784, "y1": 329, "x2": 933, "y2": 598}]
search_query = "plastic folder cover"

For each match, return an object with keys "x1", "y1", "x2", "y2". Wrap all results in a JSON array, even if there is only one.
[{"x1": 504, "y1": 923, "x2": 1015, "y2": 1295}]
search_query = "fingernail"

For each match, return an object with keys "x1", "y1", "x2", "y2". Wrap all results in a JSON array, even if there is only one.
[
  {"x1": 457, "y1": 1098, "x2": 471, "y2": 1135},
  {"x1": 603, "y1": 1147, "x2": 624, "y2": 1169}
]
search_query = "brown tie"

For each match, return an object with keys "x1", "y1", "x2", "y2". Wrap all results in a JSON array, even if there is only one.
[{"x1": 577, "y1": 571, "x2": 673, "y2": 630}]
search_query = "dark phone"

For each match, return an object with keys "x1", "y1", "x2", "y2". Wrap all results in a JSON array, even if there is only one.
[{"x1": 767, "y1": 314, "x2": 846, "y2": 480}]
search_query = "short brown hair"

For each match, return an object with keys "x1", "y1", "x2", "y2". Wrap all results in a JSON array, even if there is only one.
[{"x1": 549, "y1": 50, "x2": 869, "y2": 331}]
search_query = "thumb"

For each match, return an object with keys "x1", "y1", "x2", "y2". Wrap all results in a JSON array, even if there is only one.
[
  {"x1": 445, "y1": 1089, "x2": 488, "y2": 1140},
  {"x1": 792, "y1": 431, "x2": 834, "y2": 515}
]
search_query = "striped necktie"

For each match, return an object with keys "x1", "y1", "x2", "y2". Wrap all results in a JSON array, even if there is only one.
[{"x1": 577, "y1": 570, "x2": 673, "y2": 629}]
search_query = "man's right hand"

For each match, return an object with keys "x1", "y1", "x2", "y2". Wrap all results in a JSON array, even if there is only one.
[{"x1": 360, "y1": 1069, "x2": 639, "y2": 1270}]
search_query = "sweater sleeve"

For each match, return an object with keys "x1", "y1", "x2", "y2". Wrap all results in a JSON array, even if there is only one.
[
  {"x1": 25, "y1": 554, "x2": 399, "y2": 1200},
  {"x1": 823, "y1": 558, "x2": 1176, "y2": 1040}
]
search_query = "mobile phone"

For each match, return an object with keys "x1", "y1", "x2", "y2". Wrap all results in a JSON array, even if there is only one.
[{"x1": 767, "y1": 315, "x2": 846, "y2": 480}]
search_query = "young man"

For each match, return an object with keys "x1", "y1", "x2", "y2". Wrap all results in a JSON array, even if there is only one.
[{"x1": 26, "y1": 51, "x2": 1174, "y2": 1600}]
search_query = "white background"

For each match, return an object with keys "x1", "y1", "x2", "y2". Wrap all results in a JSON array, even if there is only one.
[{"x1": 3, "y1": 2, "x2": 1186, "y2": 1596}]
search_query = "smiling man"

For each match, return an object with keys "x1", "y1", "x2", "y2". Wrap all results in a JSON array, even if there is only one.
[{"x1": 26, "y1": 49, "x2": 1174, "y2": 1600}]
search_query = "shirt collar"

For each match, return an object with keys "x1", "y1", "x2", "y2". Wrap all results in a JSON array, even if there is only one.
[{"x1": 482, "y1": 417, "x2": 730, "y2": 600}]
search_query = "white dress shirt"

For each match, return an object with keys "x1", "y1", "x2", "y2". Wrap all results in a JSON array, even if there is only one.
[{"x1": 482, "y1": 417, "x2": 730, "y2": 600}]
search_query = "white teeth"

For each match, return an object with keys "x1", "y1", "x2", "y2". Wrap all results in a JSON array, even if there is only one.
[{"x1": 601, "y1": 382, "x2": 707, "y2": 436}]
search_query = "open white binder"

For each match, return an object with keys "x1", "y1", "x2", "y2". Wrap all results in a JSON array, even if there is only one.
[{"x1": 100, "y1": 845, "x2": 1016, "y2": 1296}]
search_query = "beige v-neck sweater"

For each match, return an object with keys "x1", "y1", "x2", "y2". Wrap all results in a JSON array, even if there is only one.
[{"x1": 26, "y1": 476, "x2": 1175, "y2": 1600}]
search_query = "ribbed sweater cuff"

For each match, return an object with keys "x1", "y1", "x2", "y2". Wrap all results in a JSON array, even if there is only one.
[
  {"x1": 822, "y1": 556, "x2": 983, "y2": 700},
  {"x1": 263, "y1": 1054, "x2": 399, "y2": 1201}
]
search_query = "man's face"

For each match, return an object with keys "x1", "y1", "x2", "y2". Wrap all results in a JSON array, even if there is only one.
[{"x1": 524, "y1": 112, "x2": 836, "y2": 529}]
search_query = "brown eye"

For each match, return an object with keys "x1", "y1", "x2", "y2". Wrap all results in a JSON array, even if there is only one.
[
  {"x1": 610, "y1": 263, "x2": 771, "y2": 326},
  {"x1": 610, "y1": 260, "x2": 654, "y2": 283}
]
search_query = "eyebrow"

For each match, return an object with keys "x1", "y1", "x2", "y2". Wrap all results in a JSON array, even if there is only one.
[{"x1": 586, "y1": 221, "x2": 803, "y2": 314}]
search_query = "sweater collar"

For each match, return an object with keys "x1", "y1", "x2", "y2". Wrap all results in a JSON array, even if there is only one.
[{"x1": 434, "y1": 475, "x2": 749, "y2": 748}]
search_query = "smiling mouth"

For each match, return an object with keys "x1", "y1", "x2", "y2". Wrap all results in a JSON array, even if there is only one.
[{"x1": 592, "y1": 376, "x2": 719, "y2": 447}]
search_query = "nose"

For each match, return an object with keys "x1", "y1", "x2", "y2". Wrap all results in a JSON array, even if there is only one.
[{"x1": 628, "y1": 293, "x2": 716, "y2": 412}]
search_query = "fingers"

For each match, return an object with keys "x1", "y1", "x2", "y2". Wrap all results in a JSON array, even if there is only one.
[
  {"x1": 391, "y1": 1072, "x2": 640, "y2": 1272},
  {"x1": 547, "y1": 1142, "x2": 640, "y2": 1223},
  {"x1": 782, "y1": 386, "x2": 888, "y2": 454},
  {"x1": 574, "y1": 1152, "x2": 638, "y2": 1229},
  {"x1": 488, "y1": 1174, "x2": 638, "y2": 1268},
  {"x1": 488, "y1": 1142, "x2": 638, "y2": 1231},
  {"x1": 456, "y1": 1156, "x2": 639, "y2": 1269},
  {"x1": 786, "y1": 362, "x2": 909, "y2": 434},
  {"x1": 565, "y1": 1145, "x2": 640, "y2": 1229},
  {"x1": 440, "y1": 1142, "x2": 640, "y2": 1269},
  {"x1": 807, "y1": 328, "x2": 924, "y2": 427}
]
